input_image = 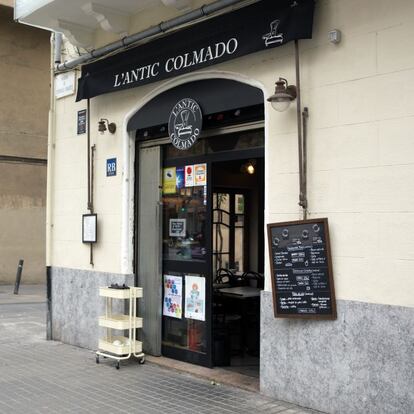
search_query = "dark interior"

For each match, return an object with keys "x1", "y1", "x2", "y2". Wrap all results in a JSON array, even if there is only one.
[{"x1": 212, "y1": 157, "x2": 264, "y2": 377}]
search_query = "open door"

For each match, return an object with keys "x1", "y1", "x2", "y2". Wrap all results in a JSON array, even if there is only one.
[
  {"x1": 161, "y1": 161, "x2": 213, "y2": 367},
  {"x1": 137, "y1": 145, "x2": 163, "y2": 356}
]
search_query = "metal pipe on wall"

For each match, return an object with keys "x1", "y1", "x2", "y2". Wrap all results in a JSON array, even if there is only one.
[
  {"x1": 54, "y1": 32, "x2": 62, "y2": 64},
  {"x1": 87, "y1": 98, "x2": 92, "y2": 212},
  {"x1": 302, "y1": 107, "x2": 309, "y2": 220},
  {"x1": 86, "y1": 99, "x2": 94, "y2": 266},
  {"x1": 46, "y1": 33, "x2": 57, "y2": 341},
  {"x1": 46, "y1": 33, "x2": 56, "y2": 268},
  {"x1": 90, "y1": 144, "x2": 96, "y2": 266},
  {"x1": 294, "y1": 40, "x2": 308, "y2": 220},
  {"x1": 90, "y1": 144, "x2": 95, "y2": 213},
  {"x1": 46, "y1": 266, "x2": 52, "y2": 340}
]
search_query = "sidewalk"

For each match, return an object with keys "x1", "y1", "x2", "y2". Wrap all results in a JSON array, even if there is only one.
[
  {"x1": 0, "y1": 284, "x2": 46, "y2": 305},
  {"x1": 0, "y1": 296, "x2": 321, "y2": 414}
]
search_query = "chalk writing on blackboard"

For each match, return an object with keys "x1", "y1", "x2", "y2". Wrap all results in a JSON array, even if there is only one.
[{"x1": 267, "y1": 218, "x2": 336, "y2": 319}]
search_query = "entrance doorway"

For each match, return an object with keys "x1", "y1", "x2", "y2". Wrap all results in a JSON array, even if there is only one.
[
  {"x1": 160, "y1": 129, "x2": 264, "y2": 373},
  {"x1": 211, "y1": 158, "x2": 264, "y2": 378}
]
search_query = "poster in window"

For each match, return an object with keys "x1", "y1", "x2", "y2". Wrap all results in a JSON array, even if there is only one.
[
  {"x1": 176, "y1": 166, "x2": 185, "y2": 190},
  {"x1": 184, "y1": 275, "x2": 205, "y2": 321},
  {"x1": 194, "y1": 163, "x2": 207, "y2": 186},
  {"x1": 163, "y1": 275, "x2": 182, "y2": 319},
  {"x1": 163, "y1": 167, "x2": 176, "y2": 194},
  {"x1": 185, "y1": 165, "x2": 194, "y2": 187},
  {"x1": 169, "y1": 218, "x2": 186, "y2": 237}
]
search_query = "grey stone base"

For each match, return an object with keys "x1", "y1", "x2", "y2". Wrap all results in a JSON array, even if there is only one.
[
  {"x1": 50, "y1": 267, "x2": 133, "y2": 350},
  {"x1": 260, "y1": 291, "x2": 414, "y2": 414}
]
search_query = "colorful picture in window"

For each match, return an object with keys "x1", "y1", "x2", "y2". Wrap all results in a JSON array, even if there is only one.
[{"x1": 163, "y1": 275, "x2": 182, "y2": 319}]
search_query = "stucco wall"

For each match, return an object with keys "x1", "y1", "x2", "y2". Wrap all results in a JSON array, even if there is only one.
[
  {"x1": 51, "y1": 0, "x2": 414, "y2": 308},
  {"x1": 47, "y1": 2, "x2": 414, "y2": 411},
  {"x1": 0, "y1": 6, "x2": 49, "y2": 284}
]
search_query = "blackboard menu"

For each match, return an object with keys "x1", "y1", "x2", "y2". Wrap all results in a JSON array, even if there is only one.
[{"x1": 267, "y1": 218, "x2": 336, "y2": 319}]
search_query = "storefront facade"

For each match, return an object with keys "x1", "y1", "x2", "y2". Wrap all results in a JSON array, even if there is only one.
[{"x1": 18, "y1": 0, "x2": 414, "y2": 412}]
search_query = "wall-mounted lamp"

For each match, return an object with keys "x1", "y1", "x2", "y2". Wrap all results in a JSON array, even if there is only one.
[
  {"x1": 98, "y1": 118, "x2": 116, "y2": 134},
  {"x1": 267, "y1": 77, "x2": 297, "y2": 112},
  {"x1": 241, "y1": 159, "x2": 256, "y2": 175}
]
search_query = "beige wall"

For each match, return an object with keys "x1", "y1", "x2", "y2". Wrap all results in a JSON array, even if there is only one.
[
  {"x1": 50, "y1": 0, "x2": 414, "y2": 307},
  {"x1": 0, "y1": 1, "x2": 13, "y2": 7},
  {"x1": 0, "y1": 5, "x2": 49, "y2": 284}
]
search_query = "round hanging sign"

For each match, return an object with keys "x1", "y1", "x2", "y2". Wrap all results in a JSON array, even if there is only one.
[{"x1": 168, "y1": 98, "x2": 203, "y2": 150}]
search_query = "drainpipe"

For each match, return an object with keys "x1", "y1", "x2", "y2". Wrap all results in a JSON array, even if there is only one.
[
  {"x1": 46, "y1": 33, "x2": 56, "y2": 269},
  {"x1": 54, "y1": 32, "x2": 62, "y2": 65},
  {"x1": 46, "y1": 32, "x2": 57, "y2": 340},
  {"x1": 302, "y1": 106, "x2": 309, "y2": 219},
  {"x1": 86, "y1": 98, "x2": 95, "y2": 266},
  {"x1": 56, "y1": 0, "x2": 247, "y2": 71},
  {"x1": 294, "y1": 40, "x2": 308, "y2": 220}
]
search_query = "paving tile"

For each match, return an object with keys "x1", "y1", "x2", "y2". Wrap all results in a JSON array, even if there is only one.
[{"x1": 0, "y1": 302, "x2": 320, "y2": 414}]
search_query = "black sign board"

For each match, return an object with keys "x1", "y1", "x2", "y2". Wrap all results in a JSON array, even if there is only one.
[
  {"x1": 77, "y1": 109, "x2": 87, "y2": 135},
  {"x1": 267, "y1": 218, "x2": 337, "y2": 319},
  {"x1": 76, "y1": 0, "x2": 315, "y2": 101}
]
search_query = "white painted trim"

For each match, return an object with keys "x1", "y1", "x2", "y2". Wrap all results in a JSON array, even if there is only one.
[{"x1": 120, "y1": 69, "x2": 270, "y2": 274}]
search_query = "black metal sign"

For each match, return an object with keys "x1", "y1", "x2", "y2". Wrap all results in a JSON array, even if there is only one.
[
  {"x1": 76, "y1": 0, "x2": 315, "y2": 101},
  {"x1": 168, "y1": 98, "x2": 202, "y2": 150},
  {"x1": 267, "y1": 218, "x2": 337, "y2": 319},
  {"x1": 77, "y1": 109, "x2": 87, "y2": 134}
]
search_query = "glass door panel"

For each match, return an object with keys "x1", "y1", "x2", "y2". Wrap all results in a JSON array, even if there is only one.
[
  {"x1": 213, "y1": 191, "x2": 247, "y2": 273},
  {"x1": 162, "y1": 272, "x2": 207, "y2": 355},
  {"x1": 161, "y1": 162, "x2": 212, "y2": 367},
  {"x1": 213, "y1": 193, "x2": 231, "y2": 274},
  {"x1": 163, "y1": 186, "x2": 207, "y2": 262}
]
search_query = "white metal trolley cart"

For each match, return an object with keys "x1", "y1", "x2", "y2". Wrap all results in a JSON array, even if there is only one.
[{"x1": 96, "y1": 286, "x2": 145, "y2": 369}]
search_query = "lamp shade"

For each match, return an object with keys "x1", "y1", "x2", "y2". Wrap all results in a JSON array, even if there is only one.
[{"x1": 267, "y1": 78, "x2": 297, "y2": 112}]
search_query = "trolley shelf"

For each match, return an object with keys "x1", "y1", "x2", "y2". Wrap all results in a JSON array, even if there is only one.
[
  {"x1": 99, "y1": 315, "x2": 143, "y2": 330},
  {"x1": 99, "y1": 287, "x2": 143, "y2": 299},
  {"x1": 99, "y1": 336, "x2": 143, "y2": 355},
  {"x1": 96, "y1": 285, "x2": 145, "y2": 369}
]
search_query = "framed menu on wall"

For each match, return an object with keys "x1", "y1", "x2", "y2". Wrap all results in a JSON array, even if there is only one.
[
  {"x1": 267, "y1": 218, "x2": 337, "y2": 319},
  {"x1": 82, "y1": 214, "x2": 97, "y2": 243}
]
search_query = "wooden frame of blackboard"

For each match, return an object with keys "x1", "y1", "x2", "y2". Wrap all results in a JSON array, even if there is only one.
[{"x1": 267, "y1": 218, "x2": 337, "y2": 320}]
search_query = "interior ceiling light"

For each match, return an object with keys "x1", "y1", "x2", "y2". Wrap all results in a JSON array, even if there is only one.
[
  {"x1": 267, "y1": 77, "x2": 297, "y2": 112},
  {"x1": 241, "y1": 159, "x2": 256, "y2": 175}
]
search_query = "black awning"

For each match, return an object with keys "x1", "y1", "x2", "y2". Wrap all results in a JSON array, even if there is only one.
[
  {"x1": 77, "y1": 0, "x2": 315, "y2": 101},
  {"x1": 127, "y1": 79, "x2": 263, "y2": 132}
]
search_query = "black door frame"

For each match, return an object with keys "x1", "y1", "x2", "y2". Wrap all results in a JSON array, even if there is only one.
[{"x1": 161, "y1": 145, "x2": 264, "y2": 367}]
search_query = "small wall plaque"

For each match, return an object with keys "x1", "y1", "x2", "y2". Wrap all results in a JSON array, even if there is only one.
[
  {"x1": 77, "y1": 109, "x2": 87, "y2": 135},
  {"x1": 55, "y1": 72, "x2": 76, "y2": 99},
  {"x1": 106, "y1": 158, "x2": 116, "y2": 177}
]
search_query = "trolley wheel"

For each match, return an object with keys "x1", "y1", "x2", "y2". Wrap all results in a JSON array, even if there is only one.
[
  {"x1": 116, "y1": 361, "x2": 120, "y2": 370},
  {"x1": 96, "y1": 355, "x2": 99, "y2": 364},
  {"x1": 139, "y1": 356, "x2": 145, "y2": 365}
]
